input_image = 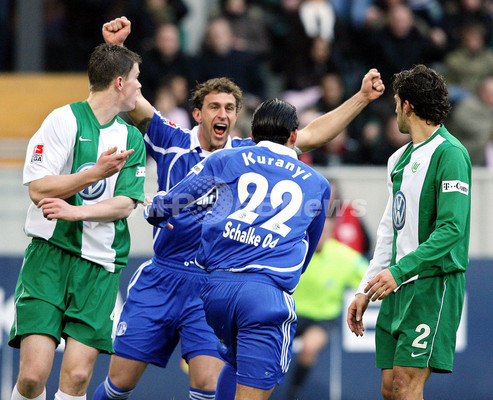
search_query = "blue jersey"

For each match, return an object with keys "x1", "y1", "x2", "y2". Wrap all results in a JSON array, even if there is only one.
[
  {"x1": 145, "y1": 111, "x2": 255, "y2": 268},
  {"x1": 146, "y1": 141, "x2": 331, "y2": 292}
]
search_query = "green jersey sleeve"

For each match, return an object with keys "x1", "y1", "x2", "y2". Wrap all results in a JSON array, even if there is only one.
[{"x1": 114, "y1": 127, "x2": 146, "y2": 202}]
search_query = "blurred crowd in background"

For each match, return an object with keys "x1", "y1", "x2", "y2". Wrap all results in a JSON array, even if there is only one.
[{"x1": 2, "y1": 0, "x2": 493, "y2": 168}]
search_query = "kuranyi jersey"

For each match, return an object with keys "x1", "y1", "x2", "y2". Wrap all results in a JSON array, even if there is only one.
[
  {"x1": 294, "y1": 238, "x2": 367, "y2": 321},
  {"x1": 358, "y1": 126, "x2": 471, "y2": 293},
  {"x1": 146, "y1": 141, "x2": 332, "y2": 293},
  {"x1": 23, "y1": 101, "x2": 146, "y2": 272},
  {"x1": 144, "y1": 111, "x2": 255, "y2": 268}
]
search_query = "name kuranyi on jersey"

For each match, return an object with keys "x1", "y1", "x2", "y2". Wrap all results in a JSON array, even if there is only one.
[{"x1": 241, "y1": 151, "x2": 313, "y2": 181}]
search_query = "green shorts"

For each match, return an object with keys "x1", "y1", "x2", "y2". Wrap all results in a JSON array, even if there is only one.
[
  {"x1": 375, "y1": 272, "x2": 465, "y2": 373},
  {"x1": 9, "y1": 238, "x2": 121, "y2": 353}
]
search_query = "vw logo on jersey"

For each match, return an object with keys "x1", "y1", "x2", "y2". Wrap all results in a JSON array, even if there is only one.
[
  {"x1": 392, "y1": 191, "x2": 406, "y2": 230},
  {"x1": 76, "y1": 162, "x2": 107, "y2": 200}
]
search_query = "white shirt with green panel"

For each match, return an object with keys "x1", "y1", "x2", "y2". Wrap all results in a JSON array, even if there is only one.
[
  {"x1": 358, "y1": 125, "x2": 471, "y2": 293},
  {"x1": 23, "y1": 101, "x2": 146, "y2": 273}
]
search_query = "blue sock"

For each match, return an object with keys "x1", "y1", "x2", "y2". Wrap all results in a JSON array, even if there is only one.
[
  {"x1": 189, "y1": 387, "x2": 215, "y2": 399},
  {"x1": 92, "y1": 377, "x2": 134, "y2": 400},
  {"x1": 215, "y1": 362, "x2": 237, "y2": 400}
]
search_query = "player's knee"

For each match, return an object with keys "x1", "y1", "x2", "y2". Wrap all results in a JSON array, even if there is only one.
[
  {"x1": 63, "y1": 367, "x2": 91, "y2": 389},
  {"x1": 381, "y1": 385, "x2": 393, "y2": 400},
  {"x1": 298, "y1": 341, "x2": 323, "y2": 365},
  {"x1": 17, "y1": 372, "x2": 46, "y2": 397},
  {"x1": 381, "y1": 379, "x2": 394, "y2": 400},
  {"x1": 193, "y1": 377, "x2": 217, "y2": 392},
  {"x1": 191, "y1": 370, "x2": 220, "y2": 391}
]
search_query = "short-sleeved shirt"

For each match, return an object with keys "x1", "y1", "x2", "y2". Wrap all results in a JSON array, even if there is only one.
[
  {"x1": 144, "y1": 112, "x2": 255, "y2": 269},
  {"x1": 146, "y1": 140, "x2": 332, "y2": 293},
  {"x1": 23, "y1": 101, "x2": 146, "y2": 272},
  {"x1": 293, "y1": 238, "x2": 367, "y2": 321}
]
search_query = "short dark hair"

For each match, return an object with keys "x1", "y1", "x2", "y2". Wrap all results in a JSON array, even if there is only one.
[
  {"x1": 191, "y1": 77, "x2": 243, "y2": 112},
  {"x1": 251, "y1": 99, "x2": 299, "y2": 144},
  {"x1": 88, "y1": 43, "x2": 142, "y2": 92},
  {"x1": 392, "y1": 64, "x2": 451, "y2": 125}
]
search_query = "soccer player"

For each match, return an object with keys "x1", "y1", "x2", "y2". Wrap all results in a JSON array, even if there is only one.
[
  {"x1": 145, "y1": 98, "x2": 332, "y2": 400},
  {"x1": 9, "y1": 43, "x2": 146, "y2": 400},
  {"x1": 347, "y1": 64, "x2": 471, "y2": 400},
  {"x1": 93, "y1": 17, "x2": 385, "y2": 400}
]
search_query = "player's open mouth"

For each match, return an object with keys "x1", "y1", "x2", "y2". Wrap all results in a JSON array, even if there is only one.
[{"x1": 213, "y1": 123, "x2": 227, "y2": 136}]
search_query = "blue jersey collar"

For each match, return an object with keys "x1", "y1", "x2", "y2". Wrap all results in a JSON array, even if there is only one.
[{"x1": 257, "y1": 141, "x2": 298, "y2": 159}]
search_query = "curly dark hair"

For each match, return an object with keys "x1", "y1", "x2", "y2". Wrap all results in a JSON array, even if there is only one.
[
  {"x1": 190, "y1": 77, "x2": 243, "y2": 112},
  {"x1": 392, "y1": 64, "x2": 451, "y2": 125}
]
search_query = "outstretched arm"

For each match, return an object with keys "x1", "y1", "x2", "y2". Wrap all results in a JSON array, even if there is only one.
[
  {"x1": 102, "y1": 16, "x2": 154, "y2": 133},
  {"x1": 296, "y1": 69, "x2": 385, "y2": 152}
]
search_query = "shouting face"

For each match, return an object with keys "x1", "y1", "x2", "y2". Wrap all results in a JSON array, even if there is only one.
[{"x1": 194, "y1": 91, "x2": 239, "y2": 151}]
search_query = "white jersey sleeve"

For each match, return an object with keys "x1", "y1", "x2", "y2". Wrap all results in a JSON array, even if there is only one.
[
  {"x1": 23, "y1": 105, "x2": 77, "y2": 185},
  {"x1": 356, "y1": 149, "x2": 402, "y2": 294}
]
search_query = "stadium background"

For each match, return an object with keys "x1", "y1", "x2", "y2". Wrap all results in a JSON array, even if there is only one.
[{"x1": 1, "y1": 0, "x2": 493, "y2": 398}]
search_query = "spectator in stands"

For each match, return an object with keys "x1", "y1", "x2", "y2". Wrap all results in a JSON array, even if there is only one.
[
  {"x1": 165, "y1": 74, "x2": 193, "y2": 117},
  {"x1": 359, "y1": 112, "x2": 412, "y2": 165},
  {"x1": 138, "y1": 22, "x2": 194, "y2": 103},
  {"x1": 315, "y1": 73, "x2": 346, "y2": 114},
  {"x1": 123, "y1": 0, "x2": 189, "y2": 53},
  {"x1": 444, "y1": 23, "x2": 493, "y2": 103},
  {"x1": 286, "y1": 212, "x2": 368, "y2": 400},
  {"x1": 361, "y1": 3, "x2": 446, "y2": 86},
  {"x1": 154, "y1": 79, "x2": 192, "y2": 129},
  {"x1": 448, "y1": 75, "x2": 493, "y2": 165},
  {"x1": 193, "y1": 16, "x2": 266, "y2": 102},
  {"x1": 61, "y1": 1, "x2": 120, "y2": 70},
  {"x1": 219, "y1": 0, "x2": 271, "y2": 59},
  {"x1": 298, "y1": 0, "x2": 336, "y2": 42},
  {"x1": 442, "y1": 0, "x2": 493, "y2": 51},
  {"x1": 330, "y1": 0, "x2": 373, "y2": 29},
  {"x1": 267, "y1": 0, "x2": 312, "y2": 87},
  {"x1": 298, "y1": 109, "x2": 360, "y2": 167},
  {"x1": 284, "y1": 36, "x2": 340, "y2": 92}
]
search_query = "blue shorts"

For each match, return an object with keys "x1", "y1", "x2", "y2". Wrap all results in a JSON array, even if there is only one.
[
  {"x1": 200, "y1": 272, "x2": 297, "y2": 390},
  {"x1": 113, "y1": 258, "x2": 220, "y2": 368}
]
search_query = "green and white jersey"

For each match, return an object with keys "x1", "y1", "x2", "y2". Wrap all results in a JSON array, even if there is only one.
[
  {"x1": 358, "y1": 126, "x2": 471, "y2": 293},
  {"x1": 23, "y1": 101, "x2": 146, "y2": 272}
]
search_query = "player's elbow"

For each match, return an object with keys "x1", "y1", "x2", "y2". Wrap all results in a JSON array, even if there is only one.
[
  {"x1": 118, "y1": 197, "x2": 138, "y2": 219},
  {"x1": 28, "y1": 184, "x2": 43, "y2": 205}
]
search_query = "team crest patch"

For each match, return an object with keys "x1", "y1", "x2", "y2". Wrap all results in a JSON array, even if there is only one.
[
  {"x1": 392, "y1": 191, "x2": 406, "y2": 230},
  {"x1": 76, "y1": 162, "x2": 107, "y2": 200},
  {"x1": 116, "y1": 321, "x2": 127, "y2": 336},
  {"x1": 31, "y1": 144, "x2": 44, "y2": 163},
  {"x1": 442, "y1": 180, "x2": 469, "y2": 195}
]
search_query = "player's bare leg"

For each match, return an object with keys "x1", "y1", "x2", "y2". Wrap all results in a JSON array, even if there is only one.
[
  {"x1": 59, "y1": 337, "x2": 100, "y2": 395},
  {"x1": 15, "y1": 334, "x2": 56, "y2": 398},
  {"x1": 107, "y1": 355, "x2": 148, "y2": 389},
  {"x1": 188, "y1": 355, "x2": 225, "y2": 390},
  {"x1": 235, "y1": 383, "x2": 275, "y2": 400},
  {"x1": 381, "y1": 368, "x2": 393, "y2": 400},
  {"x1": 392, "y1": 366, "x2": 431, "y2": 400}
]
